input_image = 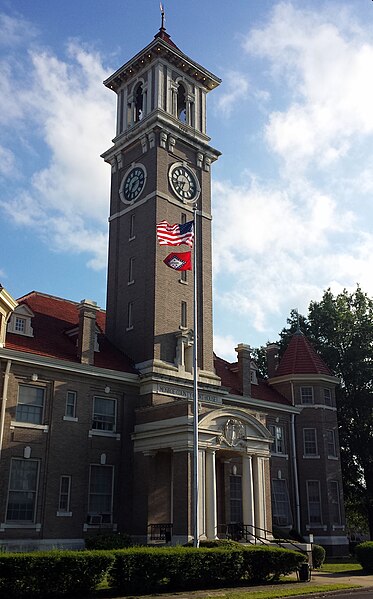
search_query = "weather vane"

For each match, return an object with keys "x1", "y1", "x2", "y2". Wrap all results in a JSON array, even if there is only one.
[{"x1": 160, "y1": 2, "x2": 165, "y2": 29}]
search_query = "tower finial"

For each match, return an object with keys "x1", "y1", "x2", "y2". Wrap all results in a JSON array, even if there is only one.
[
  {"x1": 295, "y1": 308, "x2": 302, "y2": 334},
  {"x1": 160, "y1": 2, "x2": 165, "y2": 30}
]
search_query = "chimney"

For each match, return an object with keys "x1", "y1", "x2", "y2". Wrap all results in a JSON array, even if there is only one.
[
  {"x1": 235, "y1": 343, "x2": 251, "y2": 396},
  {"x1": 77, "y1": 299, "x2": 99, "y2": 365},
  {"x1": 266, "y1": 343, "x2": 280, "y2": 378}
]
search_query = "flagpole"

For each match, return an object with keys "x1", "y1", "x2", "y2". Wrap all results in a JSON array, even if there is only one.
[{"x1": 192, "y1": 204, "x2": 199, "y2": 548}]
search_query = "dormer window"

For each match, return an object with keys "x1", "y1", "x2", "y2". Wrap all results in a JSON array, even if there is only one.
[{"x1": 7, "y1": 304, "x2": 34, "y2": 337}]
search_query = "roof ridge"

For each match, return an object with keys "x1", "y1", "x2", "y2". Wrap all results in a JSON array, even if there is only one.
[{"x1": 18, "y1": 291, "x2": 105, "y2": 312}]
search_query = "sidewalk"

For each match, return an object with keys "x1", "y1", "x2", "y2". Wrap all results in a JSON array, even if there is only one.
[{"x1": 120, "y1": 569, "x2": 373, "y2": 599}]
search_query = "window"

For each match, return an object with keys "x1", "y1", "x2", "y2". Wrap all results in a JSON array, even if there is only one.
[
  {"x1": 16, "y1": 385, "x2": 45, "y2": 425},
  {"x1": 58, "y1": 476, "x2": 71, "y2": 512},
  {"x1": 329, "y1": 480, "x2": 341, "y2": 525},
  {"x1": 181, "y1": 301, "x2": 187, "y2": 328},
  {"x1": 180, "y1": 270, "x2": 187, "y2": 283},
  {"x1": 324, "y1": 388, "x2": 332, "y2": 406},
  {"x1": 272, "y1": 479, "x2": 293, "y2": 526},
  {"x1": 303, "y1": 428, "x2": 318, "y2": 456},
  {"x1": 301, "y1": 387, "x2": 314, "y2": 404},
  {"x1": 127, "y1": 301, "x2": 133, "y2": 330},
  {"x1": 177, "y1": 82, "x2": 187, "y2": 122},
  {"x1": 269, "y1": 425, "x2": 285, "y2": 454},
  {"x1": 229, "y1": 475, "x2": 242, "y2": 523},
  {"x1": 88, "y1": 465, "x2": 114, "y2": 523},
  {"x1": 6, "y1": 458, "x2": 39, "y2": 522},
  {"x1": 307, "y1": 480, "x2": 322, "y2": 525},
  {"x1": 128, "y1": 257, "x2": 135, "y2": 284},
  {"x1": 92, "y1": 397, "x2": 116, "y2": 432},
  {"x1": 65, "y1": 391, "x2": 77, "y2": 418},
  {"x1": 134, "y1": 83, "x2": 144, "y2": 122},
  {"x1": 15, "y1": 317, "x2": 26, "y2": 333},
  {"x1": 326, "y1": 429, "x2": 337, "y2": 457},
  {"x1": 129, "y1": 213, "x2": 135, "y2": 239}
]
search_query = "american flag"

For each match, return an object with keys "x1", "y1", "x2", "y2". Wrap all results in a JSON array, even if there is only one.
[{"x1": 156, "y1": 220, "x2": 194, "y2": 247}]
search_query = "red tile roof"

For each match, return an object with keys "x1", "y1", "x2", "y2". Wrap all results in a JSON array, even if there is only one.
[
  {"x1": 275, "y1": 332, "x2": 332, "y2": 377},
  {"x1": 5, "y1": 291, "x2": 136, "y2": 374},
  {"x1": 214, "y1": 354, "x2": 291, "y2": 406}
]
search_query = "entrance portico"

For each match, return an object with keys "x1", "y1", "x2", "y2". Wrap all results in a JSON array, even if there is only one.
[{"x1": 132, "y1": 406, "x2": 273, "y2": 544}]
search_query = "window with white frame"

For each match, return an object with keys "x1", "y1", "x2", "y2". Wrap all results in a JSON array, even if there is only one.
[
  {"x1": 272, "y1": 479, "x2": 293, "y2": 526},
  {"x1": 92, "y1": 397, "x2": 116, "y2": 432},
  {"x1": 300, "y1": 387, "x2": 314, "y2": 404},
  {"x1": 14, "y1": 317, "x2": 26, "y2": 333},
  {"x1": 88, "y1": 465, "x2": 114, "y2": 523},
  {"x1": 58, "y1": 475, "x2": 71, "y2": 512},
  {"x1": 306, "y1": 480, "x2": 322, "y2": 525},
  {"x1": 329, "y1": 480, "x2": 342, "y2": 525},
  {"x1": 324, "y1": 388, "x2": 332, "y2": 406},
  {"x1": 303, "y1": 428, "x2": 318, "y2": 456},
  {"x1": 269, "y1": 424, "x2": 285, "y2": 454},
  {"x1": 6, "y1": 458, "x2": 39, "y2": 522},
  {"x1": 16, "y1": 385, "x2": 45, "y2": 425},
  {"x1": 326, "y1": 429, "x2": 337, "y2": 457},
  {"x1": 65, "y1": 391, "x2": 77, "y2": 419}
]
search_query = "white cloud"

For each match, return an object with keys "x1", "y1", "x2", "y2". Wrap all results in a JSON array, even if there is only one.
[
  {"x1": 215, "y1": 70, "x2": 250, "y2": 117},
  {"x1": 0, "y1": 32, "x2": 115, "y2": 270},
  {"x1": 0, "y1": 145, "x2": 15, "y2": 177},
  {"x1": 243, "y1": 2, "x2": 373, "y2": 174},
  {"x1": 213, "y1": 334, "x2": 237, "y2": 362}
]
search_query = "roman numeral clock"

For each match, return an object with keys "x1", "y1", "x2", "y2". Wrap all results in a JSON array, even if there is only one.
[{"x1": 101, "y1": 24, "x2": 221, "y2": 382}]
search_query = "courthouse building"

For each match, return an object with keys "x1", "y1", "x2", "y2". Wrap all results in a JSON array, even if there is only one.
[{"x1": 0, "y1": 24, "x2": 348, "y2": 555}]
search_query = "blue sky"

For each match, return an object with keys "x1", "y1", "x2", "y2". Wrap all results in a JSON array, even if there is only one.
[{"x1": 2, "y1": 0, "x2": 373, "y2": 361}]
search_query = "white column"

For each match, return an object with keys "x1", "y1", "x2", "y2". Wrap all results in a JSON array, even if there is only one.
[
  {"x1": 205, "y1": 449, "x2": 218, "y2": 539},
  {"x1": 253, "y1": 455, "x2": 265, "y2": 536},
  {"x1": 242, "y1": 454, "x2": 255, "y2": 539}
]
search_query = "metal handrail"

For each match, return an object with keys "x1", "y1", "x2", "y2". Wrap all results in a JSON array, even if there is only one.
[{"x1": 226, "y1": 523, "x2": 309, "y2": 556}]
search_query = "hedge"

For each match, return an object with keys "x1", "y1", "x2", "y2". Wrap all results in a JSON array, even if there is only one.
[
  {"x1": 0, "y1": 550, "x2": 114, "y2": 598},
  {"x1": 109, "y1": 545, "x2": 306, "y2": 594},
  {"x1": 355, "y1": 541, "x2": 373, "y2": 573}
]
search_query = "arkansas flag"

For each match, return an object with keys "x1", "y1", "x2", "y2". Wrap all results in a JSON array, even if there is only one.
[{"x1": 163, "y1": 251, "x2": 192, "y2": 271}]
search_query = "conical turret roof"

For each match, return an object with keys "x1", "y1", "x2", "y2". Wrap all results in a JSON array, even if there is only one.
[{"x1": 275, "y1": 331, "x2": 332, "y2": 377}]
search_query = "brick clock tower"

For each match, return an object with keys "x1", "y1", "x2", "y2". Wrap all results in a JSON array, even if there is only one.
[
  {"x1": 102, "y1": 24, "x2": 223, "y2": 542},
  {"x1": 102, "y1": 25, "x2": 221, "y2": 384}
]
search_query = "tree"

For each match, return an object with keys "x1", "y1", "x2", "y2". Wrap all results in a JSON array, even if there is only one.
[{"x1": 278, "y1": 287, "x2": 373, "y2": 538}]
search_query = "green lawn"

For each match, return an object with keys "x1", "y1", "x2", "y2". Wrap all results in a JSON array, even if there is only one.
[
  {"x1": 204, "y1": 584, "x2": 359, "y2": 599},
  {"x1": 321, "y1": 561, "x2": 363, "y2": 573}
]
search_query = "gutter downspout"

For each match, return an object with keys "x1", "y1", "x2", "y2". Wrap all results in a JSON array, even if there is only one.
[
  {"x1": 290, "y1": 381, "x2": 301, "y2": 533},
  {"x1": 0, "y1": 359, "x2": 11, "y2": 462}
]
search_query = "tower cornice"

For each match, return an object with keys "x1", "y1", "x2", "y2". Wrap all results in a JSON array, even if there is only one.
[{"x1": 103, "y1": 37, "x2": 221, "y2": 93}]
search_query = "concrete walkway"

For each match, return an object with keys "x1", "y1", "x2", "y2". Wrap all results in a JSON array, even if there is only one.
[{"x1": 121, "y1": 569, "x2": 373, "y2": 599}]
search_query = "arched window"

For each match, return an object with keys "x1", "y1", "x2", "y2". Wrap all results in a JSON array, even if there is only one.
[
  {"x1": 177, "y1": 82, "x2": 187, "y2": 123},
  {"x1": 134, "y1": 83, "x2": 144, "y2": 122}
]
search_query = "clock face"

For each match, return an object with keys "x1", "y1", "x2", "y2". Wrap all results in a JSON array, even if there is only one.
[
  {"x1": 120, "y1": 164, "x2": 146, "y2": 204},
  {"x1": 169, "y1": 163, "x2": 200, "y2": 203}
]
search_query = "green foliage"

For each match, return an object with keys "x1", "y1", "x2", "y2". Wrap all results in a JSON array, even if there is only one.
[
  {"x1": 355, "y1": 541, "x2": 373, "y2": 573},
  {"x1": 109, "y1": 545, "x2": 306, "y2": 594},
  {"x1": 84, "y1": 532, "x2": 133, "y2": 550},
  {"x1": 312, "y1": 544, "x2": 326, "y2": 569},
  {"x1": 0, "y1": 550, "x2": 114, "y2": 598}
]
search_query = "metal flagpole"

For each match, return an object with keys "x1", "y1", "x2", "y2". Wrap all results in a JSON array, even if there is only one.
[{"x1": 192, "y1": 204, "x2": 199, "y2": 548}]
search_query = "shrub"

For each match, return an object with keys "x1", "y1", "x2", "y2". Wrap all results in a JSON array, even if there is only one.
[
  {"x1": 312, "y1": 544, "x2": 326, "y2": 569},
  {"x1": 109, "y1": 545, "x2": 305, "y2": 594},
  {"x1": 355, "y1": 541, "x2": 373, "y2": 573},
  {"x1": 85, "y1": 532, "x2": 133, "y2": 550},
  {"x1": 0, "y1": 550, "x2": 114, "y2": 598},
  {"x1": 240, "y1": 545, "x2": 306, "y2": 583}
]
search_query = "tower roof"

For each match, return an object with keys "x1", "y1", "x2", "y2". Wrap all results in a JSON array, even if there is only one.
[
  {"x1": 275, "y1": 332, "x2": 332, "y2": 377},
  {"x1": 103, "y1": 26, "x2": 221, "y2": 93}
]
